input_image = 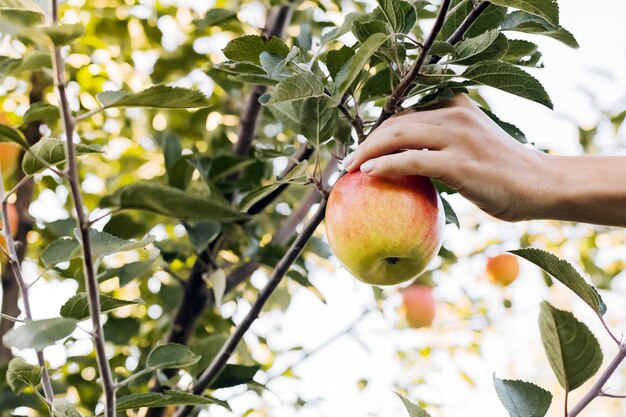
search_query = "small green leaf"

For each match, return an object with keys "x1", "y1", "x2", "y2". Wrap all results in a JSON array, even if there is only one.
[
  {"x1": 206, "y1": 269, "x2": 226, "y2": 307},
  {"x1": 198, "y1": 8, "x2": 237, "y2": 28},
  {"x1": 332, "y1": 33, "x2": 389, "y2": 105},
  {"x1": 440, "y1": 195, "x2": 459, "y2": 228},
  {"x1": 6, "y1": 358, "x2": 41, "y2": 394},
  {"x1": 97, "y1": 86, "x2": 210, "y2": 109},
  {"x1": 502, "y1": 39, "x2": 542, "y2": 67},
  {"x1": 210, "y1": 364, "x2": 260, "y2": 389},
  {"x1": 539, "y1": 302, "x2": 603, "y2": 391},
  {"x1": 376, "y1": 0, "x2": 406, "y2": 33},
  {"x1": 188, "y1": 335, "x2": 228, "y2": 377},
  {"x1": 276, "y1": 160, "x2": 309, "y2": 185},
  {"x1": 325, "y1": 46, "x2": 355, "y2": 80},
  {"x1": 146, "y1": 343, "x2": 201, "y2": 369},
  {"x1": 297, "y1": 96, "x2": 337, "y2": 144},
  {"x1": 51, "y1": 399, "x2": 84, "y2": 417},
  {"x1": 396, "y1": 393, "x2": 431, "y2": 417},
  {"x1": 510, "y1": 248, "x2": 606, "y2": 315},
  {"x1": 493, "y1": 375, "x2": 552, "y2": 417},
  {"x1": 0, "y1": 123, "x2": 28, "y2": 147},
  {"x1": 3, "y1": 317, "x2": 78, "y2": 350},
  {"x1": 352, "y1": 19, "x2": 391, "y2": 45},
  {"x1": 501, "y1": 11, "x2": 578, "y2": 49},
  {"x1": 22, "y1": 138, "x2": 102, "y2": 174},
  {"x1": 452, "y1": 30, "x2": 509, "y2": 64},
  {"x1": 22, "y1": 103, "x2": 60, "y2": 124},
  {"x1": 462, "y1": 61, "x2": 553, "y2": 109},
  {"x1": 102, "y1": 182, "x2": 248, "y2": 221},
  {"x1": 222, "y1": 35, "x2": 289, "y2": 65},
  {"x1": 266, "y1": 73, "x2": 326, "y2": 104},
  {"x1": 97, "y1": 260, "x2": 153, "y2": 287},
  {"x1": 116, "y1": 390, "x2": 226, "y2": 411},
  {"x1": 481, "y1": 108, "x2": 527, "y2": 143},
  {"x1": 184, "y1": 221, "x2": 221, "y2": 253},
  {"x1": 320, "y1": 12, "x2": 361, "y2": 44},
  {"x1": 439, "y1": 2, "x2": 506, "y2": 41},
  {"x1": 488, "y1": 0, "x2": 559, "y2": 27},
  {"x1": 75, "y1": 228, "x2": 155, "y2": 259},
  {"x1": 41, "y1": 23, "x2": 84, "y2": 45},
  {"x1": 41, "y1": 238, "x2": 79, "y2": 268},
  {"x1": 60, "y1": 293, "x2": 143, "y2": 321}
]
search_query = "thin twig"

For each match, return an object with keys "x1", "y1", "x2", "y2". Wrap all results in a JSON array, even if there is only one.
[
  {"x1": 173, "y1": 198, "x2": 329, "y2": 417},
  {"x1": 600, "y1": 392, "x2": 626, "y2": 399},
  {"x1": 599, "y1": 314, "x2": 621, "y2": 346},
  {"x1": 0, "y1": 173, "x2": 54, "y2": 404},
  {"x1": 49, "y1": 1, "x2": 116, "y2": 415},
  {"x1": 568, "y1": 343, "x2": 626, "y2": 417}
]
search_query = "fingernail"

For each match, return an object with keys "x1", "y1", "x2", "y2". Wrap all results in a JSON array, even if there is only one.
[
  {"x1": 360, "y1": 160, "x2": 374, "y2": 173},
  {"x1": 342, "y1": 152, "x2": 354, "y2": 169}
]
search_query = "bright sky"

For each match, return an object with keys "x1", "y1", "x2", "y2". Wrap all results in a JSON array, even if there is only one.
[{"x1": 15, "y1": 1, "x2": 626, "y2": 417}]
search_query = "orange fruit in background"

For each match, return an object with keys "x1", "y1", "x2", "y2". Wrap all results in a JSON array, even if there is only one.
[
  {"x1": 0, "y1": 143, "x2": 21, "y2": 178},
  {"x1": 401, "y1": 284, "x2": 436, "y2": 329},
  {"x1": 0, "y1": 203, "x2": 19, "y2": 253},
  {"x1": 486, "y1": 254, "x2": 520, "y2": 286}
]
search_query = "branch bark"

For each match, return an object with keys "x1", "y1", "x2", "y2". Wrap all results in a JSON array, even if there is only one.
[{"x1": 50, "y1": 1, "x2": 116, "y2": 415}]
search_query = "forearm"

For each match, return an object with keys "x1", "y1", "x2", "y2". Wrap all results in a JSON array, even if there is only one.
[{"x1": 537, "y1": 155, "x2": 626, "y2": 227}]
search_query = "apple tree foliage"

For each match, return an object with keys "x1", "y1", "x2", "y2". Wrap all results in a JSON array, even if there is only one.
[{"x1": 0, "y1": 0, "x2": 624, "y2": 416}]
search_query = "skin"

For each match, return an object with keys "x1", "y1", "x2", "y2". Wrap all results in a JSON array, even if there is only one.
[
  {"x1": 486, "y1": 254, "x2": 520, "y2": 286},
  {"x1": 325, "y1": 171, "x2": 444, "y2": 286},
  {"x1": 343, "y1": 95, "x2": 626, "y2": 227},
  {"x1": 401, "y1": 285, "x2": 436, "y2": 328}
]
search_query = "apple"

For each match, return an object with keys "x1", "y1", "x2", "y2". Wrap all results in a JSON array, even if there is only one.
[
  {"x1": 401, "y1": 284, "x2": 436, "y2": 328},
  {"x1": 325, "y1": 171, "x2": 444, "y2": 286},
  {"x1": 486, "y1": 253, "x2": 520, "y2": 286},
  {"x1": 0, "y1": 203, "x2": 19, "y2": 253}
]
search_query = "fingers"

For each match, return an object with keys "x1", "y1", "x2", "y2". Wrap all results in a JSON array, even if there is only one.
[
  {"x1": 358, "y1": 149, "x2": 449, "y2": 179},
  {"x1": 343, "y1": 122, "x2": 453, "y2": 172}
]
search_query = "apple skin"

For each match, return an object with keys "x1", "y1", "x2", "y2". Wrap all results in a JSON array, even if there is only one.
[
  {"x1": 325, "y1": 171, "x2": 444, "y2": 286},
  {"x1": 486, "y1": 254, "x2": 520, "y2": 286},
  {"x1": 402, "y1": 285, "x2": 436, "y2": 328}
]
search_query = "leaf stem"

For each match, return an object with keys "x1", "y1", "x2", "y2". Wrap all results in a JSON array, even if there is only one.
[
  {"x1": 49, "y1": 1, "x2": 116, "y2": 415},
  {"x1": 598, "y1": 314, "x2": 621, "y2": 346}
]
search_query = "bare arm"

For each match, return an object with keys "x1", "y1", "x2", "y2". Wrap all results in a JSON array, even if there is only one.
[{"x1": 342, "y1": 95, "x2": 626, "y2": 227}]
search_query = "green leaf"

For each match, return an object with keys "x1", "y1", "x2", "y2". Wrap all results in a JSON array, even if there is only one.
[
  {"x1": 188, "y1": 334, "x2": 228, "y2": 377},
  {"x1": 276, "y1": 160, "x2": 309, "y2": 185},
  {"x1": 222, "y1": 35, "x2": 289, "y2": 65},
  {"x1": 462, "y1": 61, "x2": 552, "y2": 109},
  {"x1": 440, "y1": 195, "x2": 459, "y2": 228},
  {"x1": 41, "y1": 23, "x2": 84, "y2": 45},
  {"x1": 184, "y1": 221, "x2": 221, "y2": 253},
  {"x1": 75, "y1": 228, "x2": 155, "y2": 259},
  {"x1": 0, "y1": 123, "x2": 28, "y2": 147},
  {"x1": 102, "y1": 182, "x2": 248, "y2": 221},
  {"x1": 352, "y1": 19, "x2": 391, "y2": 45},
  {"x1": 488, "y1": 0, "x2": 558, "y2": 27},
  {"x1": 493, "y1": 375, "x2": 552, "y2": 417},
  {"x1": 539, "y1": 302, "x2": 603, "y2": 391},
  {"x1": 452, "y1": 30, "x2": 509, "y2": 64},
  {"x1": 51, "y1": 399, "x2": 84, "y2": 417},
  {"x1": 198, "y1": 8, "x2": 237, "y2": 28},
  {"x1": 146, "y1": 343, "x2": 201, "y2": 369},
  {"x1": 325, "y1": 46, "x2": 355, "y2": 80},
  {"x1": 41, "y1": 238, "x2": 79, "y2": 268},
  {"x1": 22, "y1": 138, "x2": 102, "y2": 175},
  {"x1": 360, "y1": 67, "x2": 395, "y2": 102},
  {"x1": 266, "y1": 73, "x2": 325, "y2": 104},
  {"x1": 502, "y1": 39, "x2": 542, "y2": 67},
  {"x1": 3, "y1": 317, "x2": 78, "y2": 350},
  {"x1": 440, "y1": 2, "x2": 507, "y2": 41},
  {"x1": 396, "y1": 393, "x2": 431, "y2": 417},
  {"x1": 297, "y1": 96, "x2": 337, "y2": 144},
  {"x1": 510, "y1": 248, "x2": 606, "y2": 315},
  {"x1": 0, "y1": 0, "x2": 44, "y2": 13},
  {"x1": 60, "y1": 293, "x2": 143, "y2": 321},
  {"x1": 6, "y1": 358, "x2": 41, "y2": 394},
  {"x1": 501, "y1": 11, "x2": 578, "y2": 49},
  {"x1": 116, "y1": 390, "x2": 226, "y2": 411},
  {"x1": 333, "y1": 33, "x2": 389, "y2": 105},
  {"x1": 320, "y1": 12, "x2": 361, "y2": 44},
  {"x1": 1, "y1": 51, "x2": 51, "y2": 76},
  {"x1": 481, "y1": 108, "x2": 527, "y2": 143},
  {"x1": 97, "y1": 260, "x2": 153, "y2": 287},
  {"x1": 210, "y1": 364, "x2": 259, "y2": 389},
  {"x1": 97, "y1": 86, "x2": 210, "y2": 109},
  {"x1": 22, "y1": 103, "x2": 60, "y2": 124},
  {"x1": 376, "y1": 0, "x2": 406, "y2": 33}
]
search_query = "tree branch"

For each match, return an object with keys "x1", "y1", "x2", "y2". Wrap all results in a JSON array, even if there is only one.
[
  {"x1": 373, "y1": 0, "x2": 452, "y2": 127},
  {"x1": 49, "y1": 1, "x2": 115, "y2": 415},
  {"x1": 568, "y1": 343, "x2": 626, "y2": 417},
  {"x1": 446, "y1": 1, "x2": 491, "y2": 46},
  {"x1": 173, "y1": 198, "x2": 328, "y2": 417}
]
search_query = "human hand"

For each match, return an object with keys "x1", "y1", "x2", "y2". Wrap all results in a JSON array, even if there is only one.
[{"x1": 342, "y1": 95, "x2": 551, "y2": 222}]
